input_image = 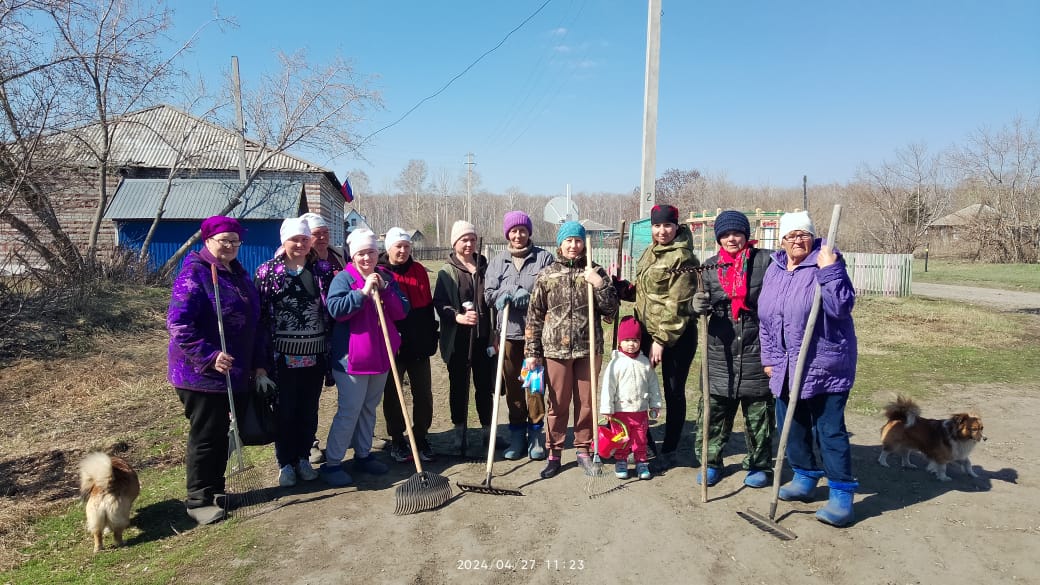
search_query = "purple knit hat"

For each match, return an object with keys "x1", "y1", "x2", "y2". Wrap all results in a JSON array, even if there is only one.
[
  {"x1": 503, "y1": 210, "x2": 533, "y2": 239},
  {"x1": 200, "y1": 216, "x2": 243, "y2": 240}
]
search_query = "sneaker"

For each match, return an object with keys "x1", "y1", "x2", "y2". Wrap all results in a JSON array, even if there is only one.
[
  {"x1": 540, "y1": 458, "x2": 562, "y2": 479},
  {"x1": 319, "y1": 464, "x2": 353, "y2": 487},
  {"x1": 353, "y1": 453, "x2": 389, "y2": 475},
  {"x1": 636, "y1": 462, "x2": 651, "y2": 480},
  {"x1": 390, "y1": 440, "x2": 414, "y2": 463},
  {"x1": 297, "y1": 458, "x2": 319, "y2": 481},
  {"x1": 278, "y1": 464, "x2": 297, "y2": 487},
  {"x1": 418, "y1": 439, "x2": 436, "y2": 463},
  {"x1": 614, "y1": 461, "x2": 629, "y2": 479}
]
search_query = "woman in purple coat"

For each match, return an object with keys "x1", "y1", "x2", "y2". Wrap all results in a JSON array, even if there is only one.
[
  {"x1": 758, "y1": 210, "x2": 858, "y2": 527},
  {"x1": 167, "y1": 216, "x2": 267, "y2": 525}
]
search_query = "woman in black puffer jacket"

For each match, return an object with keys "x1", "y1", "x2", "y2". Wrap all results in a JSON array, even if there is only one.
[{"x1": 689, "y1": 210, "x2": 774, "y2": 489}]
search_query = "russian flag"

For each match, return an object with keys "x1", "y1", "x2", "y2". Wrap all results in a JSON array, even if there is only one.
[{"x1": 340, "y1": 177, "x2": 354, "y2": 203}]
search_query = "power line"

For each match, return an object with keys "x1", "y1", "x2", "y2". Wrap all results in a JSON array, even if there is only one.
[{"x1": 359, "y1": 0, "x2": 554, "y2": 146}]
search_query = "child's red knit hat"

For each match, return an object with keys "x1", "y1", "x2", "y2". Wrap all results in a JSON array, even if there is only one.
[{"x1": 618, "y1": 316, "x2": 641, "y2": 341}]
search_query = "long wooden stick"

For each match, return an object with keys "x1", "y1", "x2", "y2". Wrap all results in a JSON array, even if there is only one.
[
  {"x1": 612, "y1": 220, "x2": 626, "y2": 350},
  {"x1": 373, "y1": 286, "x2": 424, "y2": 471},
  {"x1": 587, "y1": 236, "x2": 602, "y2": 471},
  {"x1": 766, "y1": 204, "x2": 843, "y2": 520},
  {"x1": 698, "y1": 273, "x2": 709, "y2": 504}
]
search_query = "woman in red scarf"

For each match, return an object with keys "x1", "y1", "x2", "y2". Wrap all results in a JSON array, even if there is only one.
[{"x1": 688, "y1": 210, "x2": 775, "y2": 488}]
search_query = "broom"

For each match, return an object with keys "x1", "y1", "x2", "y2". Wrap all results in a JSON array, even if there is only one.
[
  {"x1": 584, "y1": 237, "x2": 625, "y2": 498},
  {"x1": 737, "y1": 204, "x2": 843, "y2": 540},
  {"x1": 210, "y1": 264, "x2": 275, "y2": 519},
  {"x1": 457, "y1": 302, "x2": 523, "y2": 496},
  {"x1": 372, "y1": 286, "x2": 453, "y2": 515}
]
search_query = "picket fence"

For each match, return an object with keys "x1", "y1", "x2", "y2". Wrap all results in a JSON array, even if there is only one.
[{"x1": 419, "y1": 246, "x2": 913, "y2": 298}]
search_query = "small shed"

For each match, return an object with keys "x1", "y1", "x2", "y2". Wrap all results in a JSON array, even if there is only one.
[{"x1": 103, "y1": 178, "x2": 306, "y2": 275}]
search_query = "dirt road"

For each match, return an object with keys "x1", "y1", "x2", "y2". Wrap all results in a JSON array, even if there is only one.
[
  {"x1": 913, "y1": 282, "x2": 1040, "y2": 314},
  {"x1": 177, "y1": 283, "x2": 1040, "y2": 585}
]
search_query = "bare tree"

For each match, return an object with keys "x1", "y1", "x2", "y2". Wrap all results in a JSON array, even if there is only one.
[
  {"x1": 854, "y1": 143, "x2": 952, "y2": 253},
  {"x1": 430, "y1": 167, "x2": 456, "y2": 245},
  {"x1": 949, "y1": 116, "x2": 1040, "y2": 262},
  {"x1": 159, "y1": 50, "x2": 380, "y2": 273},
  {"x1": 394, "y1": 159, "x2": 428, "y2": 231}
]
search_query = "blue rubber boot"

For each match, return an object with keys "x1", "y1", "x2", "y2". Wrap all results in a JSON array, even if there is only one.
[
  {"x1": 777, "y1": 468, "x2": 824, "y2": 502},
  {"x1": 816, "y1": 480, "x2": 858, "y2": 527},
  {"x1": 527, "y1": 423, "x2": 546, "y2": 461},
  {"x1": 503, "y1": 425, "x2": 527, "y2": 460}
]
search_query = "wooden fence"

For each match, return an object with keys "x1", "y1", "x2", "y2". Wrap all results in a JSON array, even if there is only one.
[
  {"x1": 415, "y1": 245, "x2": 913, "y2": 298},
  {"x1": 843, "y1": 252, "x2": 913, "y2": 297}
]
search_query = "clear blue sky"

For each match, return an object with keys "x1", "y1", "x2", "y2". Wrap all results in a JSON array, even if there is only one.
[{"x1": 170, "y1": 1, "x2": 1040, "y2": 196}]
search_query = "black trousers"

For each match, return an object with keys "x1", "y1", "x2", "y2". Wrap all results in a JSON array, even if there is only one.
[
  {"x1": 642, "y1": 323, "x2": 698, "y2": 454},
  {"x1": 446, "y1": 332, "x2": 495, "y2": 427},
  {"x1": 176, "y1": 388, "x2": 245, "y2": 508},
  {"x1": 382, "y1": 355, "x2": 434, "y2": 442},
  {"x1": 273, "y1": 360, "x2": 325, "y2": 468}
]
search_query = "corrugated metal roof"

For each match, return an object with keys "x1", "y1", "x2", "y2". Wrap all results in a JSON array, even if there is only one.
[
  {"x1": 39, "y1": 104, "x2": 329, "y2": 173},
  {"x1": 104, "y1": 178, "x2": 303, "y2": 220}
]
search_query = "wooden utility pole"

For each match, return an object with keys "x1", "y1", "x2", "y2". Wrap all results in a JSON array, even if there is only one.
[
  {"x1": 231, "y1": 56, "x2": 247, "y2": 182},
  {"x1": 465, "y1": 152, "x2": 475, "y2": 223},
  {"x1": 639, "y1": 0, "x2": 662, "y2": 220}
]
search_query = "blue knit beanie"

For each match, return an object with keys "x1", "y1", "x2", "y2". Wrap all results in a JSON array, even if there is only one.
[
  {"x1": 713, "y1": 210, "x2": 751, "y2": 243},
  {"x1": 556, "y1": 221, "x2": 586, "y2": 247}
]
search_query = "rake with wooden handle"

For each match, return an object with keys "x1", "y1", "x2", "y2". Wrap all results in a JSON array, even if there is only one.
[
  {"x1": 737, "y1": 203, "x2": 843, "y2": 540},
  {"x1": 372, "y1": 286, "x2": 453, "y2": 515},
  {"x1": 457, "y1": 302, "x2": 523, "y2": 496}
]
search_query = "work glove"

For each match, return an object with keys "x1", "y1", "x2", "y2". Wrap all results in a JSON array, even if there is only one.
[
  {"x1": 255, "y1": 373, "x2": 278, "y2": 398},
  {"x1": 494, "y1": 291, "x2": 512, "y2": 311},
  {"x1": 690, "y1": 291, "x2": 712, "y2": 315},
  {"x1": 511, "y1": 287, "x2": 530, "y2": 308},
  {"x1": 649, "y1": 408, "x2": 660, "y2": 421},
  {"x1": 598, "y1": 415, "x2": 610, "y2": 427},
  {"x1": 612, "y1": 276, "x2": 636, "y2": 302}
]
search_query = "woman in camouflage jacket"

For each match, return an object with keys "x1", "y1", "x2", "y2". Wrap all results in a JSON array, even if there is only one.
[{"x1": 525, "y1": 221, "x2": 619, "y2": 479}]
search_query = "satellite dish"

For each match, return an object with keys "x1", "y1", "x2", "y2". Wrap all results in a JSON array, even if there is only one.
[{"x1": 544, "y1": 196, "x2": 579, "y2": 224}]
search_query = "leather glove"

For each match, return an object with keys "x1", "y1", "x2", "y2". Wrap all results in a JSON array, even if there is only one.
[
  {"x1": 494, "y1": 291, "x2": 512, "y2": 311},
  {"x1": 255, "y1": 374, "x2": 278, "y2": 398},
  {"x1": 691, "y1": 291, "x2": 712, "y2": 315},
  {"x1": 512, "y1": 287, "x2": 530, "y2": 308},
  {"x1": 598, "y1": 415, "x2": 610, "y2": 427}
]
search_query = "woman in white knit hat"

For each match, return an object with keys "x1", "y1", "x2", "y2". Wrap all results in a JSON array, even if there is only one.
[
  {"x1": 432, "y1": 220, "x2": 496, "y2": 456},
  {"x1": 319, "y1": 228, "x2": 410, "y2": 487},
  {"x1": 254, "y1": 217, "x2": 338, "y2": 488}
]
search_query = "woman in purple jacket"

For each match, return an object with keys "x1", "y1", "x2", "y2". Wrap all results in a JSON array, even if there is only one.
[
  {"x1": 167, "y1": 216, "x2": 266, "y2": 525},
  {"x1": 318, "y1": 228, "x2": 409, "y2": 487},
  {"x1": 758, "y1": 210, "x2": 858, "y2": 527}
]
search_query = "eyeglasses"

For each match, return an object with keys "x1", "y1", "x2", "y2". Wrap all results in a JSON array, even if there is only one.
[
  {"x1": 210, "y1": 238, "x2": 243, "y2": 248},
  {"x1": 783, "y1": 233, "x2": 812, "y2": 242}
]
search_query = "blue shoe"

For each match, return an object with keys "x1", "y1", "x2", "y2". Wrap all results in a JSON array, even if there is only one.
[
  {"x1": 743, "y1": 470, "x2": 771, "y2": 488},
  {"x1": 353, "y1": 454, "x2": 389, "y2": 475},
  {"x1": 778, "y1": 468, "x2": 824, "y2": 502},
  {"x1": 696, "y1": 466, "x2": 722, "y2": 486},
  {"x1": 636, "y1": 462, "x2": 651, "y2": 480},
  {"x1": 614, "y1": 461, "x2": 629, "y2": 479},
  {"x1": 816, "y1": 480, "x2": 858, "y2": 527},
  {"x1": 527, "y1": 423, "x2": 546, "y2": 460},
  {"x1": 319, "y1": 464, "x2": 353, "y2": 487},
  {"x1": 504, "y1": 426, "x2": 527, "y2": 460}
]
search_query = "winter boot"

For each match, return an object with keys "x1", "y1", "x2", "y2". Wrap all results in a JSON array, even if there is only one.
[
  {"x1": 778, "y1": 468, "x2": 824, "y2": 502},
  {"x1": 454, "y1": 424, "x2": 467, "y2": 457},
  {"x1": 503, "y1": 425, "x2": 527, "y2": 460},
  {"x1": 816, "y1": 480, "x2": 858, "y2": 527},
  {"x1": 527, "y1": 423, "x2": 546, "y2": 460}
]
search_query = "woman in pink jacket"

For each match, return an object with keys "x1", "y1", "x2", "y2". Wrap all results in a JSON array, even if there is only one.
[{"x1": 319, "y1": 229, "x2": 410, "y2": 487}]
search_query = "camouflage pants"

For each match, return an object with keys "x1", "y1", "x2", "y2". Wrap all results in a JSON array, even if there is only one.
[{"x1": 694, "y1": 394, "x2": 775, "y2": 471}]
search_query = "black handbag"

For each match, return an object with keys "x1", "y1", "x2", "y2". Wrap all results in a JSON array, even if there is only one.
[{"x1": 236, "y1": 384, "x2": 278, "y2": 446}]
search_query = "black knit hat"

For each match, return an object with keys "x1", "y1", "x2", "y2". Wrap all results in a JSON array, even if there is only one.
[
  {"x1": 713, "y1": 210, "x2": 751, "y2": 243},
  {"x1": 650, "y1": 204, "x2": 679, "y2": 225}
]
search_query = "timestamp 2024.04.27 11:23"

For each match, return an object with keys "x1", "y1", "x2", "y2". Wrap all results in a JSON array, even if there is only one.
[{"x1": 456, "y1": 559, "x2": 586, "y2": 571}]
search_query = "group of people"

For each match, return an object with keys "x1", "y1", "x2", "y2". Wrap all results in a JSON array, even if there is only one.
[{"x1": 166, "y1": 203, "x2": 859, "y2": 528}]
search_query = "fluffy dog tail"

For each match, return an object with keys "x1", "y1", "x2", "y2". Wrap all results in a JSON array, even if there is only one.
[
  {"x1": 883, "y1": 395, "x2": 920, "y2": 426},
  {"x1": 79, "y1": 452, "x2": 114, "y2": 502}
]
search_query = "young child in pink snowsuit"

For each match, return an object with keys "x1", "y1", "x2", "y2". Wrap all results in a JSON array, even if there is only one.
[{"x1": 599, "y1": 316, "x2": 662, "y2": 480}]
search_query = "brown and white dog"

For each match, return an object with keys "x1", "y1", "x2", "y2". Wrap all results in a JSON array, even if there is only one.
[
  {"x1": 878, "y1": 396, "x2": 986, "y2": 481},
  {"x1": 79, "y1": 452, "x2": 141, "y2": 552}
]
